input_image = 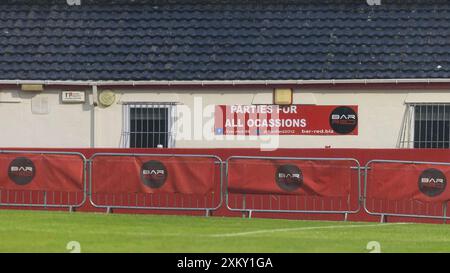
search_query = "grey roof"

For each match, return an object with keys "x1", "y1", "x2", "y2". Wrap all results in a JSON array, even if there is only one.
[{"x1": 1, "y1": 0, "x2": 450, "y2": 81}]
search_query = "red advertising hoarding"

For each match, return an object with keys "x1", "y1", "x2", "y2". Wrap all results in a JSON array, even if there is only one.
[
  {"x1": 214, "y1": 105, "x2": 358, "y2": 135},
  {"x1": 227, "y1": 158, "x2": 353, "y2": 197},
  {"x1": 0, "y1": 153, "x2": 84, "y2": 192},
  {"x1": 366, "y1": 162, "x2": 450, "y2": 203},
  {"x1": 91, "y1": 156, "x2": 217, "y2": 195}
]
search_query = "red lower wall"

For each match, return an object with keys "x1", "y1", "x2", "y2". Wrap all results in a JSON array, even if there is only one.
[{"x1": 2, "y1": 147, "x2": 450, "y2": 224}]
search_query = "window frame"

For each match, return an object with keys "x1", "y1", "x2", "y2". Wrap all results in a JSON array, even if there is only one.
[
  {"x1": 398, "y1": 103, "x2": 450, "y2": 149},
  {"x1": 121, "y1": 102, "x2": 176, "y2": 148}
]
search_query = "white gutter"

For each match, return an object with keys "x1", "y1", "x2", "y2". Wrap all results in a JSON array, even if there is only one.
[{"x1": 1, "y1": 78, "x2": 450, "y2": 86}]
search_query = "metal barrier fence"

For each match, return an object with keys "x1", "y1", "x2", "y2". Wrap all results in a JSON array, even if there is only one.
[
  {"x1": 5, "y1": 149, "x2": 450, "y2": 224},
  {"x1": 0, "y1": 150, "x2": 87, "y2": 211},
  {"x1": 364, "y1": 159, "x2": 450, "y2": 222},
  {"x1": 225, "y1": 156, "x2": 361, "y2": 219},
  {"x1": 88, "y1": 153, "x2": 223, "y2": 215}
]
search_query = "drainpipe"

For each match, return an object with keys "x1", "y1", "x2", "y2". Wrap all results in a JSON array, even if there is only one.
[{"x1": 91, "y1": 85, "x2": 98, "y2": 148}]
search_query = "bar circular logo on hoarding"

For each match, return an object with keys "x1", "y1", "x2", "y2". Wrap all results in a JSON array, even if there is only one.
[
  {"x1": 275, "y1": 165, "x2": 303, "y2": 191},
  {"x1": 141, "y1": 160, "x2": 168, "y2": 189},
  {"x1": 329, "y1": 106, "x2": 358, "y2": 134},
  {"x1": 8, "y1": 157, "x2": 36, "y2": 185},
  {"x1": 418, "y1": 168, "x2": 447, "y2": 197}
]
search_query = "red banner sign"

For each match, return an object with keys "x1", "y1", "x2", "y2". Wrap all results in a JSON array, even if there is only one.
[
  {"x1": 0, "y1": 153, "x2": 84, "y2": 192},
  {"x1": 366, "y1": 162, "x2": 450, "y2": 203},
  {"x1": 91, "y1": 156, "x2": 217, "y2": 195},
  {"x1": 227, "y1": 158, "x2": 353, "y2": 197},
  {"x1": 215, "y1": 105, "x2": 358, "y2": 135}
]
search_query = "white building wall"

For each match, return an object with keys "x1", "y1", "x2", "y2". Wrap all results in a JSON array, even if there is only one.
[
  {"x1": 0, "y1": 90, "x2": 91, "y2": 148},
  {"x1": 0, "y1": 87, "x2": 449, "y2": 149}
]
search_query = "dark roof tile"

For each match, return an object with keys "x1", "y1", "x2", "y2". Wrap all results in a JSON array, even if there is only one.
[{"x1": 0, "y1": 0, "x2": 450, "y2": 80}]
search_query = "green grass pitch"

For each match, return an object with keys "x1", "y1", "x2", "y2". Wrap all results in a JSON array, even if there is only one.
[{"x1": 0, "y1": 209, "x2": 449, "y2": 253}]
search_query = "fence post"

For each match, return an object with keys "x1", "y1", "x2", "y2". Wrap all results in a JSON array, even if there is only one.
[
  {"x1": 443, "y1": 202, "x2": 447, "y2": 224},
  {"x1": 43, "y1": 191, "x2": 47, "y2": 208},
  {"x1": 242, "y1": 193, "x2": 246, "y2": 218}
]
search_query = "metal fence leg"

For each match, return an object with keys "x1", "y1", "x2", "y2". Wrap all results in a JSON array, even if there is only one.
[
  {"x1": 106, "y1": 207, "x2": 113, "y2": 214},
  {"x1": 69, "y1": 206, "x2": 75, "y2": 213},
  {"x1": 443, "y1": 202, "x2": 447, "y2": 224},
  {"x1": 380, "y1": 214, "x2": 387, "y2": 223},
  {"x1": 43, "y1": 191, "x2": 47, "y2": 209},
  {"x1": 205, "y1": 209, "x2": 211, "y2": 217},
  {"x1": 241, "y1": 210, "x2": 252, "y2": 219},
  {"x1": 242, "y1": 194, "x2": 247, "y2": 218},
  {"x1": 344, "y1": 212, "x2": 348, "y2": 222}
]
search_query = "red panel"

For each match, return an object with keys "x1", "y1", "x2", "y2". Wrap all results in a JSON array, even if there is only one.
[
  {"x1": 91, "y1": 155, "x2": 217, "y2": 195},
  {"x1": 0, "y1": 153, "x2": 84, "y2": 192},
  {"x1": 367, "y1": 162, "x2": 450, "y2": 203},
  {"x1": 2, "y1": 147, "x2": 450, "y2": 223},
  {"x1": 215, "y1": 105, "x2": 358, "y2": 135},
  {"x1": 228, "y1": 158, "x2": 353, "y2": 197}
]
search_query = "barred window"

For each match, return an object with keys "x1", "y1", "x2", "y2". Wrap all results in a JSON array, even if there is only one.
[
  {"x1": 121, "y1": 103, "x2": 176, "y2": 148},
  {"x1": 398, "y1": 104, "x2": 450, "y2": 148}
]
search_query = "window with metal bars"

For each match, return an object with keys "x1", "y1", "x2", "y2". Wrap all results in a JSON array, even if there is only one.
[
  {"x1": 398, "y1": 104, "x2": 450, "y2": 148},
  {"x1": 121, "y1": 103, "x2": 176, "y2": 148}
]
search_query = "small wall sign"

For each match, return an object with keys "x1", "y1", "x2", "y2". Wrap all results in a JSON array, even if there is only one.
[{"x1": 61, "y1": 91, "x2": 86, "y2": 103}]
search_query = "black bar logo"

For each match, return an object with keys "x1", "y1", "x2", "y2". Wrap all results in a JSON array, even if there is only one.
[
  {"x1": 8, "y1": 157, "x2": 36, "y2": 185},
  {"x1": 275, "y1": 165, "x2": 303, "y2": 192},
  {"x1": 329, "y1": 106, "x2": 358, "y2": 134},
  {"x1": 141, "y1": 160, "x2": 168, "y2": 189},
  {"x1": 419, "y1": 168, "x2": 447, "y2": 197}
]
